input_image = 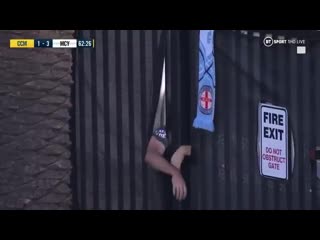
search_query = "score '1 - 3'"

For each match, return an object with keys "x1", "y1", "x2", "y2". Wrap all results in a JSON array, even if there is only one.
[{"x1": 35, "y1": 39, "x2": 52, "y2": 48}]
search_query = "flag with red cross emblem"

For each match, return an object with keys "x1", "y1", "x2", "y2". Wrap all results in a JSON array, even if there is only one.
[{"x1": 193, "y1": 30, "x2": 216, "y2": 132}]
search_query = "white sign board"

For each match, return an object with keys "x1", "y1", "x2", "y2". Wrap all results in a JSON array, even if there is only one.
[{"x1": 258, "y1": 103, "x2": 288, "y2": 180}]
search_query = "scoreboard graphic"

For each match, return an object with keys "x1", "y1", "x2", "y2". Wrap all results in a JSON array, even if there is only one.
[{"x1": 9, "y1": 39, "x2": 94, "y2": 48}]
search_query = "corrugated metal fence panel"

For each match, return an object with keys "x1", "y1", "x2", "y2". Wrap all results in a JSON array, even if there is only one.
[
  {"x1": 165, "y1": 30, "x2": 193, "y2": 210},
  {"x1": 187, "y1": 30, "x2": 320, "y2": 210},
  {"x1": 74, "y1": 30, "x2": 169, "y2": 209},
  {"x1": 74, "y1": 30, "x2": 320, "y2": 210}
]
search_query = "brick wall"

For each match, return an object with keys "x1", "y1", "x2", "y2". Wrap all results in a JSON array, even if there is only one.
[{"x1": 0, "y1": 30, "x2": 74, "y2": 210}]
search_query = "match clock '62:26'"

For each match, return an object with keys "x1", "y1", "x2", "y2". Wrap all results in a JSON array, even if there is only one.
[{"x1": 77, "y1": 39, "x2": 94, "y2": 48}]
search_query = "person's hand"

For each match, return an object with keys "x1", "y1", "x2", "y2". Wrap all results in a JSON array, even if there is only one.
[
  {"x1": 171, "y1": 145, "x2": 192, "y2": 170},
  {"x1": 171, "y1": 171, "x2": 187, "y2": 201}
]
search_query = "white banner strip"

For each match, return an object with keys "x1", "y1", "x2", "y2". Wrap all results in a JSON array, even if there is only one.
[{"x1": 52, "y1": 39, "x2": 77, "y2": 48}]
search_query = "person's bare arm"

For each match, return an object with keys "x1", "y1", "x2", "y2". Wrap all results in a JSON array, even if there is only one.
[
  {"x1": 144, "y1": 136, "x2": 179, "y2": 177},
  {"x1": 144, "y1": 136, "x2": 187, "y2": 201},
  {"x1": 171, "y1": 145, "x2": 192, "y2": 170}
]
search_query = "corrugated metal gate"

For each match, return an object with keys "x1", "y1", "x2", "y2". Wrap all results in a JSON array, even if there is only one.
[
  {"x1": 73, "y1": 30, "x2": 169, "y2": 209},
  {"x1": 73, "y1": 30, "x2": 320, "y2": 210},
  {"x1": 188, "y1": 30, "x2": 320, "y2": 210}
]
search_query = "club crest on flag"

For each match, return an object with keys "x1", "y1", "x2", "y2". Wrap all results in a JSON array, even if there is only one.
[{"x1": 199, "y1": 85, "x2": 213, "y2": 115}]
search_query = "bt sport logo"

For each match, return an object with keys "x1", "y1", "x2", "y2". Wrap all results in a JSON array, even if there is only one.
[{"x1": 263, "y1": 36, "x2": 306, "y2": 47}]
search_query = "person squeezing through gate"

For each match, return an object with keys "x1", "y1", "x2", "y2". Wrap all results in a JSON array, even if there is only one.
[{"x1": 144, "y1": 64, "x2": 192, "y2": 202}]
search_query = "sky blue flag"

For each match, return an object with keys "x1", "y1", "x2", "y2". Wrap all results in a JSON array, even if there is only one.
[{"x1": 193, "y1": 30, "x2": 216, "y2": 132}]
